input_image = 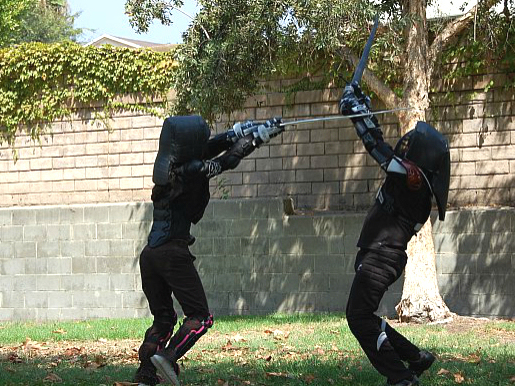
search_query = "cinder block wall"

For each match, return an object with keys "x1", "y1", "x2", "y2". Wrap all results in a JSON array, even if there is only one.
[
  {"x1": 0, "y1": 200, "x2": 512, "y2": 321},
  {"x1": 0, "y1": 72, "x2": 513, "y2": 210}
]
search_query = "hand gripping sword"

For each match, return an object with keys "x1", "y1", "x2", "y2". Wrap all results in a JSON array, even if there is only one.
[{"x1": 278, "y1": 14, "x2": 411, "y2": 129}]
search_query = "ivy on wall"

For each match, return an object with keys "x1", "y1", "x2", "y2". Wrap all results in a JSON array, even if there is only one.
[{"x1": 0, "y1": 42, "x2": 176, "y2": 146}]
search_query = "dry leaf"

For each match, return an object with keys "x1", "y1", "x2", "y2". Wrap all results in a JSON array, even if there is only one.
[
  {"x1": 437, "y1": 368, "x2": 450, "y2": 376},
  {"x1": 217, "y1": 379, "x2": 228, "y2": 386},
  {"x1": 453, "y1": 372, "x2": 465, "y2": 383},
  {"x1": 113, "y1": 382, "x2": 139, "y2": 386},
  {"x1": 265, "y1": 372, "x2": 294, "y2": 379},
  {"x1": 509, "y1": 375, "x2": 515, "y2": 383},
  {"x1": 52, "y1": 329, "x2": 67, "y2": 334},
  {"x1": 231, "y1": 333, "x2": 247, "y2": 342},
  {"x1": 43, "y1": 373, "x2": 62, "y2": 383},
  {"x1": 303, "y1": 374, "x2": 316, "y2": 383}
]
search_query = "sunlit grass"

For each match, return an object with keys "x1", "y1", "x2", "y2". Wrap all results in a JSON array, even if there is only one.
[{"x1": 0, "y1": 314, "x2": 513, "y2": 385}]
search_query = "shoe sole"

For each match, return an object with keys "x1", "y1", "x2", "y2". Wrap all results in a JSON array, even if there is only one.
[{"x1": 150, "y1": 355, "x2": 180, "y2": 386}]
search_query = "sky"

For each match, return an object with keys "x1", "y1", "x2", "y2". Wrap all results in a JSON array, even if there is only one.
[{"x1": 67, "y1": 0, "x2": 200, "y2": 45}]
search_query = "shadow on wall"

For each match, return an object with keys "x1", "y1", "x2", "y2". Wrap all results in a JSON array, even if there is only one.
[
  {"x1": 433, "y1": 174, "x2": 515, "y2": 318},
  {"x1": 129, "y1": 202, "x2": 153, "y2": 271},
  {"x1": 190, "y1": 204, "x2": 404, "y2": 317}
]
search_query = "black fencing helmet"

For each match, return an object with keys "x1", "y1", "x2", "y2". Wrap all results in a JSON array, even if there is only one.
[
  {"x1": 152, "y1": 116, "x2": 211, "y2": 185},
  {"x1": 394, "y1": 121, "x2": 451, "y2": 221}
]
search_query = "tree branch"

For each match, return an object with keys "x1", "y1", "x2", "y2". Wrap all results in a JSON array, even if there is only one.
[
  {"x1": 427, "y1": 0, "x2": 502, "y2": 81},
  {"x1": 338, "y1": 46, "x2": 403, "y2": 110}
]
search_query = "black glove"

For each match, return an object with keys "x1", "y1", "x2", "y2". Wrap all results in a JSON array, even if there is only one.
[
  {"x1": 218, "y1": 133, "x2": 256, "y2": 171},
  {"x1": 339, "y1": 82, "x2": 371, "y2": 116}
]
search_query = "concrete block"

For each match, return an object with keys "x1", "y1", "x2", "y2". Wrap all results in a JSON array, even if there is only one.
[
  {"x1": 59, "y1": 206, "x2": 84, "y2": 224},
  {"x1": 47, "y1": 257, "x2": 72, "y2": 275},
  {"x1": 35, "y1": 207, "x2": 60, "y2": 225},
  {"x1": 25, "y1": 291, "x2": 49, "y2": 308},
  {"x1": 12, "y1": 308, "x2": 37, "y2": 321},
  {"x1": 0, "y1": 257, "x2": 24, "y2": 275},
  {"x1": 2, "y1": 226, "x2": 23, "y2": 242},
  {"x1": 299, "y1": 272, "x2": 330, "y2": 291},
  {"x1": 72, "y1": 224, "x2": 97, "y2": 240},
  {"x1": 85, "y1": 240, "x2": 110, "y2": 257},
  {"x1": 47, "y1": 225, "x2": 71, "y2": 241},
  {"x1": 283, "y1": 217, "x2": 315, "y2": 236},
  {"x1": 82, "y1": 275, "x2": 111, "y2": 291},
  {"x1": 206, "y1": 291, "x2": 229, "y2": 310},
  {"x1": 0, "y1": 243, "x2": 15, "y2": 259},
  {"x1": 314, "y1": 255, "x2": 346, "y2": 274},
  {"x1": 37, "y1": 275, "x2": 62, "y2": 291},
  {"x1": 437, "y1": 253, "x2": 477, "y2": 274},
  {"x1": 61, "y1": 274, "x2": 85, "y2": 290},
  {"x1": 84, "y1": 206, "x2": 110, "y2": 223},
  {"x1": 241, "y1": 237, "x2": 269, "y2": 257},
  {"x1": 73, "y1": 291, "x2": 120, "y2": 308},
  {"x1": 122, "y1": 291, "x2": 147, "y2": 309},
  {"x1": 315, "y1": 291, "x2": 347, "y2": 312},
  {"x1": 24, "y1": 225, "x2": 48, "y2": 242},
  {"x1": 37, "y1": 241, "x2": 60, "y2": 258},
  {"x1": 13, "y1": 275, "x2": 38, "y2": 291},
  {"x1": 12, "y1": 208, "x2": 36, "y2": 225},
  {"x1": 283, "y1": 254, "x2": 314, "y2": 274},
  {"x1": 479, "y1": 294, "x2": 515, "y2": 317},
  {"x1": 72, "y1": 257, "x2": 96, "y2": 274},
  {"x1": 0, "y1": 308, "x2": 14, "y2": 321},
  {"x1": 109, "y1": 204, "x2": 135, "y2": 222},
  {"x1": 121, "y1": 223, "x2": 147, "y2": 240},
  {"x1": 61, "y1": 241, "x2": 85, "y2": 258},
  {"x1": 253, "y1": 254, "x2": 284, "y2": 274},
  {"x1": 109, "y1": 240, "x2": 136, "y2": 257},
  {"x1": 477, "y1": 254, "x2": 512, "y2": 274},
  {"x1": 0, "y1": 210, "x2": 12, "y2": 226},
  {"x1": 48, "y1": 292, "x2": 73, "y2": 308}
]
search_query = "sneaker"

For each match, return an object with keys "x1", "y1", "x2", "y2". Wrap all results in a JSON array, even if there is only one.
[
  {"x1": 387, "y1": 375, "x2": 419, "y2": 385},
  {"x1": 151, "y1": 353, "x2": 180, "y2": 386},
  {"x1": 408, "y1": 350, "x2": 435, "y2": 377}
]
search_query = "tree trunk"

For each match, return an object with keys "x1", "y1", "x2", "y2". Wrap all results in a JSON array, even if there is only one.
[
  {"x1": 394, "y1": 0, "x2": 453, "y2": 323},
  {"x1": 396, "y1": 221, "x2": 453, "y2": 322}
]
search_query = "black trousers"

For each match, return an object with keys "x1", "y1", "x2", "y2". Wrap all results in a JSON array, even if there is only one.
[
  {"x1": 346, "y1": 249, "x2": 420, "y2": 384},
  {"x1": 140, "y1": 240, "x2": 210, "y2": 321}
]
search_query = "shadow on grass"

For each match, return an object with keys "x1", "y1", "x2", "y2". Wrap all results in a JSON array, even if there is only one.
[{"x1": 0, "y1": 347, "x2": 513, "y2": 386}]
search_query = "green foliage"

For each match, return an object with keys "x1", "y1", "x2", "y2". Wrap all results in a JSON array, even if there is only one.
[
  {"x1": 437, "y1": 4, "x2": 515, "y2": 84},
  {"x1": 126, "y1": 0, "x2": 514, "y2": 122},
  {"x1": 0, "y1": 0, "x2": 81, "y2": 48},
  {"x1": 0, "y1": 42, "x2": 176, "y2": 144}
]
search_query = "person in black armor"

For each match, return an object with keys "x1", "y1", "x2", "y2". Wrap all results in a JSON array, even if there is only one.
[
  {"x1": 339, "y1": 82, "x2": 450, "y2": 386},
  {"x1": 133, "y1": 115, "x2": 283, "y2": 386}
]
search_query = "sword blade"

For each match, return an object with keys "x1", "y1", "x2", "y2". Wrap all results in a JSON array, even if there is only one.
[
  {"x1": 351, "y1": 13, "x2": 380, "y2": 85},
  {"x1": 279, "y1": 107, "x2": 412, "y2": 128}
]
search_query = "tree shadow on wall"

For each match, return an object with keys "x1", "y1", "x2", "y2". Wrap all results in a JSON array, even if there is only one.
[{"x1": 434, "y1": 174, "x2": 515, "y2": 318}]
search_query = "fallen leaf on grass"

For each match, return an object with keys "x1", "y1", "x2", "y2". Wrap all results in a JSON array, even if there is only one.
[
  {"x1": 303, "y1": 374, "x2": 316, "y2": 383},
  {"x1": 43, "y1": 373, "x2": 62, "y2": 383},
  {"x1": 113, "y1": 382, "x2": 138, "y2": 386},
  {"x1": 510, "y1": 375, "x2": 515, "y2": 383},
  {"x1": 265, "y1": 372, "x2": 295, "y2": 379},
  {"x1": 64, "y1": 347, "x2": 84, "y2": 357},
  {"x1": 437, "y1": 368, "x2": 450, "y2": 376},
  {"x1": 22, "y1": 337, "x2": 48, "y2": 351},
  {"x1": 8, "y1": 352, "x2": 22, "y2": 363},
  {"x1": 52, "y1": 329, "x2": 67, "y2": 334},
  {"x1": 453, "y1": 372, "x2": 465, "y2": 383},
  {"x1": 217, "y1": 380, "x2": 229, "y2": 386},
  {"x1": 231, "y1": 333, "x2": 247, "y2": 342}
]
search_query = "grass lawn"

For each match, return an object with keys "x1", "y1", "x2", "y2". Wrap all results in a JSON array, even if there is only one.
[{"x1": 0, "y1": 314, "x2": 513, "y2": 385}]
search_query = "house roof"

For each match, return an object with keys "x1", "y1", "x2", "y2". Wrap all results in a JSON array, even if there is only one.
[{"x1": 84, "y1": 34, "x2": 175, "y2": 51}]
